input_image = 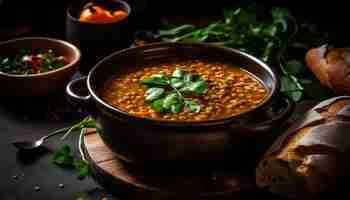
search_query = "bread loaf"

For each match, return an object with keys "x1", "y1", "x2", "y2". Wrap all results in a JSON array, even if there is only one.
[
  {"x1": 256, "y1": 96, "x2": 350, "y2": 198},
  {"x1": 305, "y1": 46, "x2": 350, "y2": 95}
]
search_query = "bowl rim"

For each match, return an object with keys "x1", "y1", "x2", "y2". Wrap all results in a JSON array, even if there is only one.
[
  {"x1": 0, "y1": 37, "x2": 81, "y2": 78},
  {"x1": 66, "y1": 0, "x2": 131, "y2": 24},
  {"x1": 87, "y1": 42, "x2": 279, "y2": 126}
]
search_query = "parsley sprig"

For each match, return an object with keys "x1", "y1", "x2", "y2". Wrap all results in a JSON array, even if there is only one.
[
  {"x1": 50, "y1": 116, "x2": 97, "y2": 179},
  {"x1": 141, "y1": 68, "x2": 208, "y2": 113},
  {"x1": 52, "y1": 144, "x2": 92, "y2": 179}
]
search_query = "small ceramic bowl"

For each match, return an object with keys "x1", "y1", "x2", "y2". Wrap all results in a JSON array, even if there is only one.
[
  {"x1": 66, "y1": 0, "x2": 132, "y2": 73},
  {"x1": 0, "y1": 37, "x2": 81, "y2": 97}
]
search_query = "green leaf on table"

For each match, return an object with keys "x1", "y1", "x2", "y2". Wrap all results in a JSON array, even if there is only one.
[
  {"x1": 145, "y1": 88, "x2": 164, "y2": 102},
  {"x1": 52, "y1": 144, "x2": 92, "y2": 179},
  {"x1": 141, "y1": 74, "x2": 169, "y2": 87},
  {"x1": 73, "y1": 160, "x2": 92, "y2": 179},
  {"x1": 52, "y1": 145, "x2": 74, "y2": 167},
  {"x1": 159, "y1": 24, "x2": 195, "y2": 36},
  {"x1": 262, "y1": 24, "x2": 278, "y2": 37},
  {"x1": 228, "y1": 7, "x2": 257, "y2": 26},
  {"x1": 224, "y1": 9, "x2": 239, "y2": 24},
  {"x1": 285, "y1": 60, "x2": 304, "y2": 75},
  {"x1": 271, "y1": 7, "x2": 291, "y2": 32},
  {"x1": 280, "y1": 76, "x2": 303, "y2": 102},
  {"x1": 185, "y1": 100, "x2": 201, "y2": 113}
]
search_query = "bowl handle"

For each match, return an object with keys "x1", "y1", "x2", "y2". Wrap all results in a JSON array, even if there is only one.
[
  {"x1": 66, "y1": 76, "x2": 91, "y2": 105},
  {"x1": 232, "y1": 95, "x2": 295, "y2": 133}
]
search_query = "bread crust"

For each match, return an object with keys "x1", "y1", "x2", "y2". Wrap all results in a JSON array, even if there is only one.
[
  {"x1": 305, "y1": 46, "x2": 350, "y2": 94},
  {"x1": 256, "y1": 96, "x2": 350, "y2": 198}
]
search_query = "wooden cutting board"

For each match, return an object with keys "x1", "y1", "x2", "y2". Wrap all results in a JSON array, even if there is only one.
[{"x1": 82, "y1": 129, "x2": 257, "y2": 200}]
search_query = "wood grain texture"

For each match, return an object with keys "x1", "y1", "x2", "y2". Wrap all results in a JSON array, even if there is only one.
[{"x1": 83, "y1": 130, "x2": 255, "y2": 200}]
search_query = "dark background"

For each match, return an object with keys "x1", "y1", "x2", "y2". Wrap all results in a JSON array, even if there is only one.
[
  {"x1": 1, "y1": 0, "x2": 350, "y2": 43},
  {"x1": 1, "y1": 1, "x2": 350, "y2": 200}
]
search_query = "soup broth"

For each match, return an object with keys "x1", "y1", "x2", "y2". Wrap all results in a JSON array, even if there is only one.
[{"x1": 99, "y1": 59, "x2": 268, "y2": 121}]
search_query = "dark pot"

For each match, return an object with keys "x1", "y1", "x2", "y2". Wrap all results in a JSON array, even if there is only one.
[
  {"x1": 66, "y1": 42, "x2": 294, "y2": 165},
  {"x1": 65, "y1": 0, "x2": 132, "y2": 73}
]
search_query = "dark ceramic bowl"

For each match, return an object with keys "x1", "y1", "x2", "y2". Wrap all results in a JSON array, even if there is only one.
[
  {"x1": 67, "y1": 42, "x2": 294, "y2": 165},
  {"x1": 0, "y1": 37, "x2": 81, "y2": 97},
  {"x1": 66, "y1": 0, "x2": 132, "y2": 73}
]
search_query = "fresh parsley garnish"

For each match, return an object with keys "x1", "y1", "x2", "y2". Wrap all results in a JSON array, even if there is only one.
[
  {"x1": 52, "y1": 145, "x2": 74, "y2": 167},
  {"x1": 141, "y1": 68, "x2": 208, "y2": 113},
  {"x1": 52, "y1": 145, "x2": 92, "y2": 179},
  {"x1": 48, "y1": 116, "x2": 97, "y2": 179}
]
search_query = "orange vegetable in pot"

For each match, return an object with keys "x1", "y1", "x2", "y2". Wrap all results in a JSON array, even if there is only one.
[{"x1": 79, "y1": 5, "x2": 127, "y2": 24}]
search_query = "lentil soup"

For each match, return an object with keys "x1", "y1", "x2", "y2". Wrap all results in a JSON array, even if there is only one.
[{"x1": 99, "y1": 60, "x2": 268, "y2": 121}]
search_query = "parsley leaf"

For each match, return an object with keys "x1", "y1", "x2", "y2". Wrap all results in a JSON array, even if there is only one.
[
  {"x1": 52, "y1": 144, "x2": 92, "y2": 179},
  {"x1": 151, "y1": 98, "x2": 166, "y2": 112},
  {"x1": 184, "y1": 100, "x2": 201, "y2": 113},
  {"x1": 73, "y1": 160, "x2": 92, "y2": 179},
  {"x1": 180, "y1": 80, "x2": 208, "y2": 95},
  {"x1": 280, "y1": 76, "x2": 303, "y2": 102},
  {"x1": 285, "y1": 60, "x2": 304, "y2": 75},
  {"x1": 52, "y1": 145, "x2": 74, "y2": 167},
  {"x1": 163, "y1": 93, "x2": 182, "y2": 112},
  {"x1": 172, "y1": 68, "x2": 185, "y2": 78},
  {"x1": 141, "y1": 74, "x2": 169, "y2": 87},
  {"x1": 145, "y1": 88, "x2": 165, "y2": 102},
  {"x1": 170, "y1": 78, "x2": 185, "y2": 88}
]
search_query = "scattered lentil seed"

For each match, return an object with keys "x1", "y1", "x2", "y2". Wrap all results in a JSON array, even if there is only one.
[{"x1": 34, "y1": 186, "x2": 40, "y2": 191}]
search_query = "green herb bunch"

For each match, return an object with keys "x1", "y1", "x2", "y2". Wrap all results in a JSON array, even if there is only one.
[
  {"x1": 141, "y1": 68, "x2": 208, "y2": 113},
  {"x1": 159, "y1": 7, "x2": 292, "y2": 63},
  {"x1": 157, "y1": 6, "x2": 331, "y2": 102}
]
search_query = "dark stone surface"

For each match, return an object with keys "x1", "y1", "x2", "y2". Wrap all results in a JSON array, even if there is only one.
[{"x1": 0, "y1": 85, "x2": 108, "y2": 200}]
